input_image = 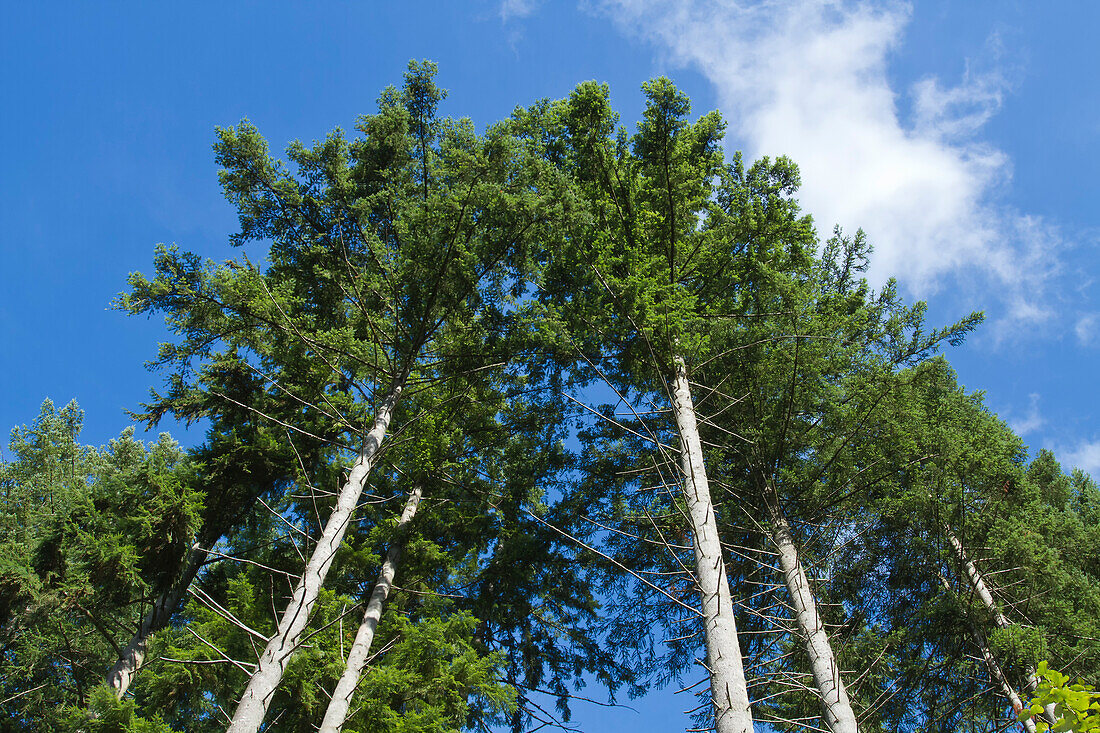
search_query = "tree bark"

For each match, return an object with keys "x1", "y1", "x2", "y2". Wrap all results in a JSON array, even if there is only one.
[
  {"x1": 944, "y1": 525, "x2": 1054, "y2": 726},
  {"x1": 969, "y1": 621, "x2": 1036, "y2": 733},
  {"x1": 318, "y1": 485, "x2": 422, "y2": 733},
  {"x1": 227, "y1": 382, "x2": 403, "y2": 733},
  {"x1": 935, "y1": 570, "x2": 1035, "y2": 733},
  {"x1": 106, "y1": 551, "x2": 204, "y2": 698},
  {"x1": 671, "y1": 357, "x2": 755, "y2": 733},
  {"x1": 945, "y1": 526, "x2": 1011, "y2": 628},
  {"x1": 767, "y1": 501, "x2": 858, "y2": 733}
]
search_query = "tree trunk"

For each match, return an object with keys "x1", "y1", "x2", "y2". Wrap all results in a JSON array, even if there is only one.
[
  {"x1": 969, "y1": 621, "x2": 1036, "y2": 733},
  {"x1": 670, "y1": 357, "x2": 755, "y2": 733},
  {"x1": 935, "y1": 570, "x2": 1035, "y2": 733},
  {"x1": 945, "y1": 526, "x2": 1011, "y2": 628},
  {"x1": 227, "y1": 382, "x2": 403, "y2": 733},
  {"x1": 767, "y1": 500, "x2": 858, "y2": 733},
  {"x1": 106, "y1": 551, "x2": 204, "y2": 698},
  {"x1": 318, "y1": 485, "x2": 422, "y2": 733},
  {"x1": 944, "y1": 525, "x2": 1054, "y2": 726}
]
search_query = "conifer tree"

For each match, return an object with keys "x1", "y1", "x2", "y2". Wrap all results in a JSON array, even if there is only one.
[
  {"x1": 829, "y1": 360, "x2": 1100, "y2": 731},
  {"x1": 121, "y1": 61, "x2": 571, "y2": 731},
  {"x1": 105, "y1": 388, "x2": 309, "y2": 700},
  {"x1": 697, "y1": 221, "x2": 979, "y2": 733},
  {"x1": 0, "y1": 400, "x2": 197, "y2": 729},
  {"x1": 512, "y1": 77, "x2": 981, "y2": 733},
  {"x1": 511, "y1": 78, "x2": 757, "y2": 732},
  {"x1": 10, "y1": 64, "x2": 1100, "y2": 733}
]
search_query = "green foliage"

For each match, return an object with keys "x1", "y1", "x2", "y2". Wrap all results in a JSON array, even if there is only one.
[
  {"x1": 1021, "y1": 662, "x2": 1100, "y2": 733},
  {"x1": 5, "y1": 64, "x2": 1099, "y2": 733},
  {"x1": 105, "y1": 61, "x2": 608, "y2": 732},
  {"x1": 513, "y1": 71, "x2": 986, "y2": 732},
  {"x1": 0, "y1": 400, "x2": 202, "y2": 728},
  {"x1": 822, "y1": 359, "x2": 1100, "y2": 731},
  {"x1": 348, "y1": 612, "x2": 514, "y2": 733},
  {"x1": 991, "y1": 625, "x2": 1048, "y2": 674},
  {"x1": 59, "y1": 688, "x2": 173, "y2": 733}
]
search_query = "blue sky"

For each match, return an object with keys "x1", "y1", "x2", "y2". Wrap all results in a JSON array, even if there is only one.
[{"x1": 1, "y1": 1, "x2": 1098, "y2": 729}]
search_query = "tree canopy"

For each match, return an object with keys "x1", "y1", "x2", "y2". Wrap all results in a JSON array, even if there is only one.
[{"x1": 1, "y1": 64, "x2": 1096, "y2": 733}]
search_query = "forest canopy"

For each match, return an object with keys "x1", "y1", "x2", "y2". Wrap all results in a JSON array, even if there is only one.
[{"x1": 1, "y1": 62, "x2": 1097, "y2": 733}]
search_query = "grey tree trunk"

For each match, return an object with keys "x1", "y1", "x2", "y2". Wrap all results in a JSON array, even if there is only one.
[
  {"x1": 945, "y1": 526, "x2": 1012, "y2": 628},
  {"x1": 318, "y1": 485, "x2": 422, "y2": 733},
  {"x1": 670, "y1": 357, "x2": 755, "y2": 733},
  {"x1": 969, "y1": 621, "x2": 1036, "y2": 733},
  {"x1": 945, "y1": 525, "x2": 1053, "y2": 726},
  {"x1": 105, "y1": 552, "x2": 204, "y2": 698},
  {"x1": 767, "y1": 502, "x2": 858, "y2": 733},
  {"x1": 227, "y1": 383, "x2": 403, "y2": 733},
  {"x1": 935, "y1": 570, "x2": 1036, "y2": 733}
]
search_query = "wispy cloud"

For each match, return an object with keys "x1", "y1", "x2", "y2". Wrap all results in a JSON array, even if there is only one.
[
  {"x1": 1076, "y1": 313, "x2": 1099, "y2": 346},
  {"x1": 1007, "y1": 393, "x2": 1044, "y2": 437},
  {"x1": 596, "y1": 0, "x2": 1062, "y2": 330},
  {"x1": 499, "y1": 0, "x2": 542, "y2": 22},
  {"x1": 1060, "y1": 438, "x2": 1100, "y2": 477},
  {"x1": 498, "y1": 0, "x2": 544, "y2": 52}
]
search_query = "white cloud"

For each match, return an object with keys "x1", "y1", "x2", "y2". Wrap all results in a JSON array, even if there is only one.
[
  {"x1": 500, "y1": 0, "x2": 541, "y2": 21},
  {"x1": 1007, "y1": 393, "x2": 1044, "y2": 437},
  {"x1": 1076, "y1": 313, "x2": 1099, "y2": 346},
  {"x1": 911, "y1": 65, "x2": 1006, "y2": 141},
  {"x1": 596, "y1": 0, "x2": 1062, "y2": 324},
  {"x1": 1060, "y1": 438, "x2": 1100, "y2": 477}
]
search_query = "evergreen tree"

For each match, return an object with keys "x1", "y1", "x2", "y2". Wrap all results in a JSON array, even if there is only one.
[
  {"x1": 0, "y1": 400, "x2": 197, "y2": 730},
  {"x1": 120, "y1": 61, "x2": 576, "y2": 731},
  {"x1": 513, "y1": 77, "x2": 979, "y2": 733},
  {"x1": 7, "y1": 65, "x2": 1099, "y2": 733},
  {"x1": 830, "y1": 360, "x2": 1100, "y2": 732},
  {"x1": 518, "y1": 78, "x2": 755, "y2": 733}
]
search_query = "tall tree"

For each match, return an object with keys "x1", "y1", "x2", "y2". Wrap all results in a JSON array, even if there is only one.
[
  {"x1": 513, "y1": 78, "x2": 755, "y2": 732},
  {"x1": 121, "y1": 61, "x2": 570, "y2": 731},
  {"x1": 827, "y1": 359, "x2": 1100, "y2": 732},
  {"x1": 512, "y1": 77, "x2": 981, "y2": 733},
  {"x1": 698, "y1": 221, "x2": 978, "y2": 732},
  {"x1": 0, "y1": 400, "x2": 198, "y2": 729},
  {"x1": 104, "y1": 384, "x2": 308, "y2": 700}
]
